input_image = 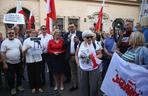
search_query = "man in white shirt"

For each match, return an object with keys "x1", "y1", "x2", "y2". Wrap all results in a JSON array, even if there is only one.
[
  {"x1": 1, "y1": 28, "x2": 24, "y2": 95},
  {"x1": 63, "y1": 23, "x2": 82, "y2": 91},
  {"x1": 38, "y1": 25, "x2": 53, "y2": 86},
  {"x1": 22, "y1": 29, "x2": 43, "y2": 93}
]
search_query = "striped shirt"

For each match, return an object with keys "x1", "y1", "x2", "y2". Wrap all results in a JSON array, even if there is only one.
[{"x1": 122, "y1": 48, "x2": 136, "y2": 63}]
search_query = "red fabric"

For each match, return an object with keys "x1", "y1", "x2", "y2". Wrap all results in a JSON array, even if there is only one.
[
  {"x1": 16, "y1": 1, "x2": 27, "y2": 20},
  {"x1": 46, "y1": 17, "x2": 50, "y2": 34},
  {"x1": 28, "y1": 12, "x2": 35, "y2": 29},
  {"x1": 18, "y1": 10, "x2": 26, "y2": 18},
  {"x1": 47, "y1": 0, "x2": 56, "y2": 20},
  {"x1": 47, "y1": 38, "x2": 65, "y2": 54},
  {"x1": 46, "y1": 0, "x2": 56, "y2": 34},
  {"x1": 89, "y1": 53, "x2": 98, "y2": 69},
  {"x1": 95, "y1": 6, "x2": 103, "y2": 32}
]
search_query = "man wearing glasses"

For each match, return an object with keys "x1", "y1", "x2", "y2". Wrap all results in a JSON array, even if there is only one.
[
  {"x1": 38, "y1": 25, "x2": 53, "y2": 86},
  {"x1": 63, "y1": 23, "x2": 82, "y2": 91},
  {"x1": 1, "y1": 28, "x2": 24, "y2": 95}
]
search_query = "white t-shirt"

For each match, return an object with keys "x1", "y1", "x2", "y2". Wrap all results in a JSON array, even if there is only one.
[
  {"x1": 95, "y1": 40, "x2": 103, "y2": 50},
  {"x1": 38, "y1": 34, "x2": 53, "y2": 53},
  {"x1": 1, "y1": 38, "x2": 22, "y2": 64},
  {"x1": 23, "y1": 38, "x2": 42, "y2": 63},
  {"x1": 78, "y1": 41, "x2": 102, "y2": 71}
]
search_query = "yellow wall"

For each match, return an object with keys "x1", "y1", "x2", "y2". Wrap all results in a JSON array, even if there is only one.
[{"x1": 0, "y1": 0, "x2": 140, "y2": 36}]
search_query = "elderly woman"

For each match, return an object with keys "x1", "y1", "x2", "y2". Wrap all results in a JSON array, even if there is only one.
[
  {"x1": 75, "y1": 30, "x2": 102, "y2": 96},
  {"x1": 22, "y1": 29, "x2": 43, "y2": 93},
  {"x1": 122, "y1": 32, "x2": 148, "y2": 69},
  {"x1": 47, "y1": 31, "x2": 65, "y2": 91}
]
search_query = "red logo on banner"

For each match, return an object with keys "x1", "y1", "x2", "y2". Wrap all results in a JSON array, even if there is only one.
[{"x1": 112, "y1": 69, "x2": 143, "y2": 96}]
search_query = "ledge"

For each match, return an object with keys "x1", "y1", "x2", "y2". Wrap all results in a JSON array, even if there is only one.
[{"x1": 65, "y1": 0, "x2": 140, "y2": 6}]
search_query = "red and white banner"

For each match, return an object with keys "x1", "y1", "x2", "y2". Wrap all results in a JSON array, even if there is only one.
[
  {"x1": 45, "y1": 0, "x2": 56, "y2": 34},
  {"x1": 101, "y1": 53, "x2": 148, "y2": 96},
  {"x1": 28, "y1": 11, "x2": 35, "y2": 29}
]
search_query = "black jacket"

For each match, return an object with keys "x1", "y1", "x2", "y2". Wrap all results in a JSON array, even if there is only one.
[{"x1": 63, "y1": 31, "x2": 82, "y2": 60}]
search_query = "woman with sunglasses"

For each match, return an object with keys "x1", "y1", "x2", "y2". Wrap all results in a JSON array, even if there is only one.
[{"x1": 75, "y1": 30, "x2": 102, "y2": 96}]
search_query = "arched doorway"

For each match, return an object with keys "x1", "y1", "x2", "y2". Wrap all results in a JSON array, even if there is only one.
[
  {"x1": 5, "y1": 7, "x2": 36, "y2": 38},
  {"x1": 6, "y1": 7, "x2": 30, "y2": 29},
  {"x1": 6, "y1": 7, "x2": 35, "y2": 29},
  {"x1": 7, "y1": 7, "x2": 30, "y2": 16}
]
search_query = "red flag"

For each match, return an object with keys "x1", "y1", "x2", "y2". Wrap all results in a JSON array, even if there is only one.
[
  {"x1": 45, "y1": 0, "x2": 56, "y2": 34},
  {"x1": 95, "y1": 6, "x2": 103, "y2": 32},
  {"x1": 28, "y1": 11, "x2": 35, "y2": 29},
  {"x1": 16, "y1": 0, "x2": 26, "y2": 20}
]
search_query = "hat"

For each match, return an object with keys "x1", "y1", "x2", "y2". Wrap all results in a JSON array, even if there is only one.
[{"x1": 82, "y1": 30, "x2": 95, "y2": 39}]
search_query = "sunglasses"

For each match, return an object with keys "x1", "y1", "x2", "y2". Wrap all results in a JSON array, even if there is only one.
[
  {"x1": 41, "y1": 28, "x2": 46, "y2": 30},
  {"x1": 86, "y1": 36, "x2": 93, "y2": 39}
]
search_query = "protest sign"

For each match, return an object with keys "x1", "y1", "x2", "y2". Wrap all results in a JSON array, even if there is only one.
[
  {"x1": 101, "y1": 53, "x2": 148, "y2": 96},
  {"x1": 3, "y1": 13, "x2": 25, "y2": 24}
]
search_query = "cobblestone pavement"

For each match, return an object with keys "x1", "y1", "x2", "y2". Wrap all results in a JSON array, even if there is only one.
[
  {"x1": 0, "y1": 80, "x2": 79, "y2": 96},
  {"x1": 0, "y1": 71, "x2": 104, "y2": 96},
  {"x1": 0, "y1": 80, "x2": 62, "y2": 96},
  {"x1": 0, "y1": 72, "x2": 79, "y2": 96}
]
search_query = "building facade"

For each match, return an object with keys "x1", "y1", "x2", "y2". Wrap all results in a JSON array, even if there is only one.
[{"x1": 0, "y1": 0, "x2": 140, "y2": 36}]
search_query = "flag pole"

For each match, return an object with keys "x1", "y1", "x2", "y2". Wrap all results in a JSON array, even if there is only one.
[{"x1": 102, "y1": 0, "x2": 105, "y2": 6}]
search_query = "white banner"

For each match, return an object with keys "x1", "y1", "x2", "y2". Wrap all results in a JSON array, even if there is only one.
[
  {"x1": 101, "y1": 53, "x2": 148, "y2": 96},
  {"x1": 142, "y1": 4, "x2": 148, "y2": 16},
  {"x1": 3, "y1": 13, "x2": 25, "y2": 24}
]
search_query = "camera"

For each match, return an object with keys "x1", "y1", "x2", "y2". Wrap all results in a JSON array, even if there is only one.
[
  {"x1": 30, "y1": 37, "x2": 41, "y2": 45},
  {"x1": 30, "y1": 37, "x2": 41, "y2": 41}
]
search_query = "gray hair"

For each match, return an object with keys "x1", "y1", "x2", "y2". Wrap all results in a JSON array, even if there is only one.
[
  {"x1": 129, "y1": 32, "x2": 144, "y2": 48},
  {"x1": 82, "y1": 30, "x2": 95, "y2": 39}
]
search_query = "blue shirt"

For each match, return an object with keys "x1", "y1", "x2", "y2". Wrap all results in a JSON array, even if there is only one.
[
  {"x1": 142, "y1": 27, "x2": 148, "y2": 43},
  {"x1": 104, "y1": 36, "x2": 115, "y2": 53}
]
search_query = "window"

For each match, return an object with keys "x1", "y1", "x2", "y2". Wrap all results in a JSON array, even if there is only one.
[
  {"x1": 53, "y1": 17, "x2": 65, "y2": 32},
  {"x1": 68, "y1": 17, "x2": 80, "y2": 30}
]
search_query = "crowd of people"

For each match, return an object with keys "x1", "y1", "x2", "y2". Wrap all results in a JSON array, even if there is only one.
[{"x1": 0, "y1": 17, "x2": 148, "y2": 96}]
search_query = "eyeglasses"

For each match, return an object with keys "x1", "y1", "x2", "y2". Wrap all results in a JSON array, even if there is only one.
[
  {"x1": 86, "y1": 36, "x2": 93, "y2": 39},
  {"x1": 8, "y1": 32, "x2": 15, "y2": 35}
]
